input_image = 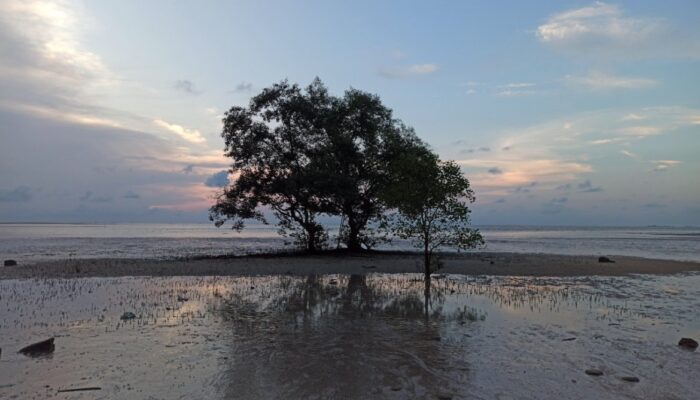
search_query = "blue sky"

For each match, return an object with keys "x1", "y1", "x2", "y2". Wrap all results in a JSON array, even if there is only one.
[{"x1": 0, "y1": 1, "x2": 698, "y2": 225}]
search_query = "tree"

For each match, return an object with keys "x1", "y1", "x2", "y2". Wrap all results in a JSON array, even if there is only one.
[
  {"x1": 382, "y1": 152, "x2": 483, "y2": 280},
  {"x1": 209, "y1": 79, "x2": 333, "y2": 252},
  {"x1": 211, "y1": 78, "x2": 433, "y2": 252},
  {"x1": 318, "y1": 89, "x2": 419, "y2": 250}
]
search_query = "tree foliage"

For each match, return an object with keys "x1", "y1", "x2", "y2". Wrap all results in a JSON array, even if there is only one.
[
  {"x1": 209, "y1": 79, "x2": 332, "y2": 251},
  {"x1": 210, "y1": 78, "x2": 482, "y2": 258},
  {"x1": 382, "y1": 153, "x2": 484, "y2": 277}
]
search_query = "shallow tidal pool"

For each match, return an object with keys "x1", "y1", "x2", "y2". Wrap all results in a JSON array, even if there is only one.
[{"x1": 0, "y1": 273, "x2": 698, "y2": 399}]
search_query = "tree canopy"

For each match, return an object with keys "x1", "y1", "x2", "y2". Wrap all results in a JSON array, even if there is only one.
[
  {"x1": 382, "y1": 152, "x2": 484, "y2": 278},
  {"x1": 211, "y1": 78, "x2": 481, "y2": 257}
]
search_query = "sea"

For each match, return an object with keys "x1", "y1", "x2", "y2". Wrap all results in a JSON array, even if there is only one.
[{"x1": 1, "y1": 223, "x2": 699, "y2": 263}]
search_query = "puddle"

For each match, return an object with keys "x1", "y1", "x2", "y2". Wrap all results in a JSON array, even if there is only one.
[{"x1": 0, "y1": 273, "x2": 698, "y2": 399}]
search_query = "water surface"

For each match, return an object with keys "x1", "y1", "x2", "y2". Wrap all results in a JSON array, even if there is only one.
[{"x1": 1, "y1": 273, "x2": 698, "y2": 399}]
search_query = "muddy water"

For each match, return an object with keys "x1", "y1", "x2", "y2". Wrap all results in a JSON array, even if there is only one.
[{"x1": 0, "y1": 273, "x2": 698, "y2": 399}]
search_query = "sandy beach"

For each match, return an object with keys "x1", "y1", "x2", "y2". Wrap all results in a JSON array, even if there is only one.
[{"x1": 2, "y1": 251, "x2": 699, "y2": 280}]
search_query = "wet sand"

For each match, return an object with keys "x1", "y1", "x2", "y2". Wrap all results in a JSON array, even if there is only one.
[
  {"x1": 1, "y1": 273, "x2": 698, "y2": 399},
  {"x1": 1, "y1": 252, "x2": 699, "y2": 280}
]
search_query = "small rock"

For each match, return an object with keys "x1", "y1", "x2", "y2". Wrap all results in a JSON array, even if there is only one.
[
  {"x1": 176, "y1": 295, "x2": 189, "y2": 302},
  {"x1": 621, "y1": 376, "x2": 640, "y2": 383},
  {"x1": 598, "y1": 256, "x2": 615, "y2": 263},
  {"x1": 120, "y1": 311, "x2": 136, "y2": 320},
  {"x1": 329, "y1": 279, "x2": 338, "y2": 285},
  {"x1": 585, "y1": 369, "x2": 604, "y2": 376},
  {"x1": 562, "y1": 337, "x2": 577, "y2": 341},
  {"x1": 390, "y1": 386, "x2": 402, "y2": 391},
  {"x1": 678, "y1": 337, "x2": 698, "y2": 349},
  {"x1": 437, "y1": 393, "x2": 453, "y2": 400},
  {"x1": 18, "y1": 338, "x2": 55, "y2": 356},
  {"x1": 3, "y1": 259, "x2": 17, "y2": 266}
]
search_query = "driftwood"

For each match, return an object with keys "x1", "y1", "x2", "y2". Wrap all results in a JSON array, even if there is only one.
[{"x1": 57, "y1": 387, "x2": 102, "y2": 393}]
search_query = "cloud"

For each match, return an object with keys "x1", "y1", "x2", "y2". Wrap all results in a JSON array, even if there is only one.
[
  {"x1": 377, "y1": 64, "x2": 438, "y2": 79},
  {"x1": 536, "y1": 2, "x2": 699, "y2": 59},
  {"x1": 229, "y1": 82, "x2": 253, "y2": 93},
  {"x1": 651, "y1": 160, "x2": 681, "y2": 172},
  {"x1": 460, "y1": 146, "x2": 491, "y2": 154},
  {"x1": 204, "y1": 170, "x2": 229, "y2": 188},
  {"x1": 496, "y1": 84, "x2": 537, "y2": 97},
  {"x1": 153, "y1": 119, "x2": 206, "y2": 144},
  {"x1": 643, "y1": 202, "x2": 666, "y2": 209},
  {"x1": 617, "y1": 125, "x2": 662, "y2": 138},
  {"x1": 565, "y1": 71, "x2": 658, "y2": 90},
  {"x1": 454, "y1": 106, "x2": 699, "y2": 202},
  {"x1": 0, "y1": 186, "x2": 32, "y2": 202},
  {"x1": 487, "y1": 167, "x2": 503, "y2": 175},
  {"x1": 183, "y1": 164, "x2": 195, "y2": 174},
  {"x1": 589, "y1": 138, "x2": 622, "y2": 145},
  {"x1": 620, "y1": 149, "x2": 639, "y2": 159},
  {"x1": 577, "y1": 180, "x2": 603, "y2": 193},
  {"x1": 173, "y1": 80, "x2": 201, "y2": 95},
  {"x1": 511, "y1": 182, "x2": 538, "y2": 194}
]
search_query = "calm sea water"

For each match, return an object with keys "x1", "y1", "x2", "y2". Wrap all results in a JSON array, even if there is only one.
[{"x1": 0, "y1": 223, "x2": 698, "y2": 263}]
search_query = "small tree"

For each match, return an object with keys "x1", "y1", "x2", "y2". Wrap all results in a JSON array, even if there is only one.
[{"x1": 382, "y1": 152, "x2": 483, "y2": 279}]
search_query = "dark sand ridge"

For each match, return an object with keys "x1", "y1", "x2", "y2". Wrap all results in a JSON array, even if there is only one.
[{"x1": 2, "y1": 252, "x2": 699, "y2": 280}]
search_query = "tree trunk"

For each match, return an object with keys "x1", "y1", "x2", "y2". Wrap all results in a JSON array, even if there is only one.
[
  {"x1": 306, "y1": 225, "x2": 317, "y2": 253},
  {"x1": 423, "y1": 239, "x2": 430, "y2": 280},
  {"x1": 345, "y1": 217, "x2": 362, "y2": 251}
]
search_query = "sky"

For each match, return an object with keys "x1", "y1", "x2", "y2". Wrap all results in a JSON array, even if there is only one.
[{"x1": 0, "y1": 1, "x2": 699, "y2": 226}]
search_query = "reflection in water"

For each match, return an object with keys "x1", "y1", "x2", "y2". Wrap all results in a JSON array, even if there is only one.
[
  {"x1": 220, "y1": 275, "x2": 482, "y2": 399},
  {"x1": 1, "y1": 273, "x2": 698, "y2": 399}
]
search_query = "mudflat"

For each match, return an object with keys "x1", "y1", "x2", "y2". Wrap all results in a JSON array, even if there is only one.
[{"x1": 1, "y1": 252, "x2": 699, "y2": 280}]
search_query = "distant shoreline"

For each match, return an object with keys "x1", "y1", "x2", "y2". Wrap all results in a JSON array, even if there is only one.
[{"x1": 2, "y1": 251, "x2": 699, "y2": 280}]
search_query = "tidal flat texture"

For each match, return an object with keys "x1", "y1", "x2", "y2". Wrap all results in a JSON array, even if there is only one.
[{"x1": 0, "y1": 273, "x2": 698, "y2": 399}]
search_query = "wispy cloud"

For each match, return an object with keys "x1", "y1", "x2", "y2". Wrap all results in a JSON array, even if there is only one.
[
  {"x1": 496, "y1": 83, "x2": 537, "y2": 97},
  {"x1": 621, "y1": 149, "x2": 639, "y2": 159},
  {"x1": 651, "y1": 160, "x2": 681, "y2": 172},
  {"x1": 565, "y1": 71, "x2": 658, "y2": 90},
  {"x1": 153, "y1": 119, "x2": 206, "y2": 144},
  {"x1": 229, "y1": 82, "x2": 253, "y2": 94},
  {"x1": 377, "y1": 64, "x2": 438, "y2": 79},
  {"x1": 536, "y1": 2, "x2": 699, "y2": 59},
  {"x1": 173, "y1": 80, "x2": 201, "y2": 95}
]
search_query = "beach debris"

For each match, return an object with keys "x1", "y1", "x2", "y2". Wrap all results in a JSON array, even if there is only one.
[
  {"x1": 598, "y1": 256, "x2": 615, "y2": 263},
  {"x1": 18, "y1": 338, "x2": 55, "y2": 356},
  {"x1": 585, "y1": 368, "x2": 604, "y2": 376},
  {"x1": 621, "y1": 376, "x2": 640, "y2": 383},
  {"x1": 3, "y1": 259, "x2": 17, "y2": 266},
  {"x1": 120, "y1": 311, "x2": 136, "y2": 320},
  {"x1": 57, "y1": 387, "x2": 102, "y2": 393},
  {"x1": 177, "y1": 295, "x2": 189, "y2": 302},
  {"x1": 678, "y1": 337, "x2": 698, "y2": 349}
]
